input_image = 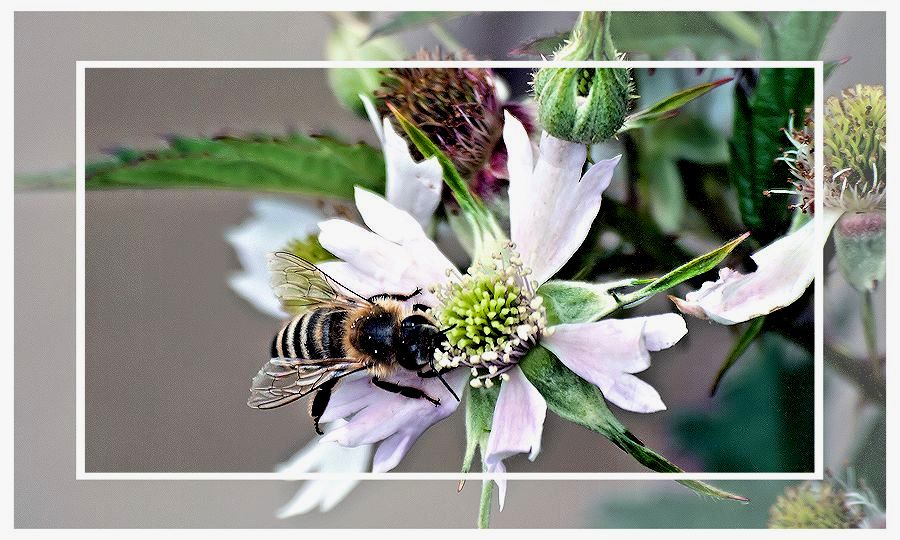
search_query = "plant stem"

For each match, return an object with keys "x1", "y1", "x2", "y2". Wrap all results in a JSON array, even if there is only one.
[
  {"x1": 478, "y1": 480, "x2": 493, "y2": 529},
  {"x1": 824, "y1": 343, "x2": 885, "y2": 403},
  {"x1": 861, "y1": 289, "x2": 879, "y2": 366}
]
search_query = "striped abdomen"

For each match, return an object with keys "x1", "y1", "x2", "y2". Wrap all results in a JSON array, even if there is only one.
[{"x1": 271, "y1": 308, "x2": 349, "y2": 360}]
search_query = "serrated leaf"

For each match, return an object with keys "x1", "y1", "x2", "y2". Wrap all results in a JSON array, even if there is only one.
[
  {"x1": 619, "y1": 232, "x2": 750, "y2": 307},
  {"x1": 761, "y1": 12, "x2": 838, "y2": 61},
  {"x1": 537, "y1": 279, "x2": 648, "y2": 326},
  {"x1": 366, "y1": 12, "x2": 465, "y2": 41},
  {"x1": 519, "y1": 346, "x2": 747, "y2": 502},
  {"x1": 86, "y1": 135, "x2": 386, "y2": 198},
  {"x1": 623, "y1": 77, "x2": 734, "y2": 132}
]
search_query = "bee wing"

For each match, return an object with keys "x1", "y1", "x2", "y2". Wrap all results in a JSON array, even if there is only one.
[
  {"x1": 267, "y1": 252, "x2": 368, "y2": 316},
  {"x1": 248, "y1": 357, "x2": 366, "y2": 410}
]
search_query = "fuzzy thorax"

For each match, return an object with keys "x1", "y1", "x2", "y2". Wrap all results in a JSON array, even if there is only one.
[{"x1": 431, "y1": 243, "x2": 548, "y2": 387}]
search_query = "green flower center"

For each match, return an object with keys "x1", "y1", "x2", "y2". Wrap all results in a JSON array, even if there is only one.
[{"x1": 431, "y1": 245, "x2": 547, "y2": 388}]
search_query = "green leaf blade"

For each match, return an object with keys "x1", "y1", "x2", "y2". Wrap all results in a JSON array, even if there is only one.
[{"x1": 87, "y1": 135, "x2": 386, "y2": 198}]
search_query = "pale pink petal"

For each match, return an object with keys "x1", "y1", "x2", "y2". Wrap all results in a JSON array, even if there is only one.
[
  {"x1": 543, "y1": 314, "x2": 687, "y2": 413},
  {"x1": 671, "y1": 208, "x2": 842, "y2": 325},
  {"x1": 505, "y1": 111, "x2": 620, "y2": 284},
  {"x1": 484, "y1": 367, "x2": 546, "y2": 467},
  {"x1": 321, "y1": 369, "x2": 468, "y2": 472}
]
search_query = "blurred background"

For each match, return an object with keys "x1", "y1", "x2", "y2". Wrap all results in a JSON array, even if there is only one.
[{"x1": 16, "y1": 11, "x2": 885, "y2": 527}]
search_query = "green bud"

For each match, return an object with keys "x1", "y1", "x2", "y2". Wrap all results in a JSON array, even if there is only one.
[
  {"x1": 325, "y1": 15, "x2": 405, "y2": 117},
  {"x1": 769, "y1": 483, "x2": 860, "y2": 529},
  {"x1": 833, "y1": 211, "x2": 886, "y2": 291},
  {"x1": 532, "y1": 12, "x2": 631, "y2": 144}
]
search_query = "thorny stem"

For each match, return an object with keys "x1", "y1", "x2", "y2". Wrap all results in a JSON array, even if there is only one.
[{"x1": 478, "y1": 479, "x2": 493, "y2": 529}]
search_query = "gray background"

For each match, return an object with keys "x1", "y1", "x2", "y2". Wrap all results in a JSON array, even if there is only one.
[{"x1": 16, "y1": 11, "x2": 886, "y2": 527}]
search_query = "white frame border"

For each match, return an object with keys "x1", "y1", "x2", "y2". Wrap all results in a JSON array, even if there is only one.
[{"x1": 75, "y1": 59, "x2": 824, "y2": 481}]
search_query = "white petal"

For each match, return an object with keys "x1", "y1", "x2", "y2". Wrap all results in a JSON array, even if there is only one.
[
  {"x1": 382, "y1": 119, "x2": 443, "y2": 227},
  {"x1": 485, "y1": 459, "x2": 508, "y2": 512},
  {"x1": 225, "y1": 198, "x2": 325, "y2": 318},
  {"x1": 321, "y1": 369, "x2": 468, "y2": 471},
  {"x1": 543, "y1": 315, "x2": 687, "y2": 413},
  {"x1": 505, "y1": 112, "x2": 620, "y2": 284},
  {"x1": 672, "y1": 208, "x2": 843, "y2": 325},
  {"x1": 274, "y1": 421, "x2": 373, "y2": 517},
  {"x1": 484, "y1": 367, "x2": 546, "y2": 467},
  {"x1": 360, "y1": 93, "x2": 442, "y2": 228}
]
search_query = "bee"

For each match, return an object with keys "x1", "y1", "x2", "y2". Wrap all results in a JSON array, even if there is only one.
[{"x1": 247, "y1": 252, "x2": 459, "y2": 434}]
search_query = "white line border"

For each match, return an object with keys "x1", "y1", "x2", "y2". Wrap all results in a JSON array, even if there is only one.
[{"x1": 75, "y1": 59, "x2": 824, "y2": 481}]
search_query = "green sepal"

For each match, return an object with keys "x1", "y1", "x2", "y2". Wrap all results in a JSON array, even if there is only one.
[
  {"x1": 86, "y1": 134, "x2": 386, "y2": 198},
  {"x1": 537, "y1": 278, "x2": 651, "y2": 326},
  {"x1": 621, "y1": 77, "x2": 734, "y2": 132},
  {"x1": 518, "y1": 346, "x2": 747, "y2": 502},
  {"x1": 462, "y1": 384, "x2": 500, "y2": 528},
  {"x1": 616, "y1": 232, "x2": 750, "y2": 309},
  {"x1": 709, "y1": 316, "x2": 766, "y2": 396}
]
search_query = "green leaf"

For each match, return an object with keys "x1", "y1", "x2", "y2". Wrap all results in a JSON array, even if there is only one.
[
  {"x1": 675, "y1": 333, "x2": 814, "y2": 472},
  {"x1": 519, "y1": 346, "x2": 747, "y2": 502},
  {"x1": 15, "y1": 169, "x2": 75, "y2": 190},
  {"x1": 622, "y1": 77, "x2": 734, "y2": 132},
  {"x1": 514, "y1": 13, "x2": 764, "y2": 59},
  {"x1": 710, "y1": 316, "x2": 766, "y2": 396},
  {"x1": 647, "y1": 117, "x2": 731, "y2": 164},
  {"x1": 730, "y1": 13, "x2": 836, "y2": 239},
  {"x1": 87, "y1": 135, "x2": 386, "y2": 198},
  {"x1": 366, "y1": 12, "x2": 465, "y2": 41},
  {"x1": 618, "y1": 232, "x2": 749, "y2": 308},
  {"x1": 761, "y1": 12, "x2": 838, "y2": 61},
  {"x1": 638, "y1": 153, "x2": 685, "y2": 234},
  {"x1": 537, "y1": 279, "x2": 649, "y2": 326}
]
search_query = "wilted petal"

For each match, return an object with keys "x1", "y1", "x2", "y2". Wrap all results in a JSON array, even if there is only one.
[
  {"x1": 671, "y1": 209, "x2": 842, "y2": 325},
  {"x1": 485, "y1": 366, "x2": 546, "y2": 468},
  {"x1": 361, "y1": 94, "x2": 442, "y2": 227},
  {"x1": 321, "y1": 368, "x2": 467, "y2": 472},
  {"x1": 543, "y1": 314, "x2": 687, "y2": 413},
  {"x1": 275, "y1": 420, "x2": 373, "y2": 517},
  {"x1": 225, "y1": 198, "x2": 325, "y2": 318},
  {"x1": 505, "y1": 111, "x2": 620, "y2": 284}
]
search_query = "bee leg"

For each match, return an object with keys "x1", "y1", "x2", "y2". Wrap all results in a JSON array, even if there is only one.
[
  {"x1": 309, "y1": 379, "x2": 338, "y2": 435},
  {"x1": 368, "y1": 288, "x2": 423, "y2": 303},
  {"x1": 371, "y1": 376, "x2": 440, "y2": 406}
]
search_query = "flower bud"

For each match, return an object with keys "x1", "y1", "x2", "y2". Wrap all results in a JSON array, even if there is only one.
[
  {"x1": 833, "y1": 211, "x2": 886, "y2": 291},
  {"x1": 325, "y1": 16, "x2": 405, "y2": 117},
  {"x1": 376, "y1": 50, "x2": 503, "y2": 178},
  {"x1": 769, "y1": 483, "x2": 860, "y2": 529},
  {"x1": 532, "y1": 12, "x2": 631, "y2": 144}
]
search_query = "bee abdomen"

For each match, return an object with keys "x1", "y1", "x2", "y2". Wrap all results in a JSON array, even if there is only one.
[{"x1": 272, "y1": 308, "x2": 348, "y2": 359}]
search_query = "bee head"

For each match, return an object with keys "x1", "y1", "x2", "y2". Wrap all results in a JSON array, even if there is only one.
[{"x1": 396, "y1": 314, "x2": 442, "y2": 370}]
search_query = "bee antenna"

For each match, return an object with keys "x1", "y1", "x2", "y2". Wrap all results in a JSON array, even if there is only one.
[
  {"x1": 439, "y1": 324, "x2": 457, "y2": 335},
  {"x1": 431, "y1": 360, "x2": 460, "y2": 402}
]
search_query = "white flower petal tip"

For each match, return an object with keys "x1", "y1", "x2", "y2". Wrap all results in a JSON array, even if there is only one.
[
  {"x1": 543, "y1": 315, "x2": 684, "y2": 413},
  {"x1": 485, "y1": 367, "x2": 547, "y2": 470},
  {"x1": 353, "y1": 186, "x2": 427, "y2": 244},
  {"x1": 671, "y1": 210, "x2": 842, "y2": 325},
  {"x1": 505, "y1": 120, "x2": 620, "y2": 284},
  {"x1": 381, "y1": 117, "x2": 442, "y2": 228},
  {"x1": 274, "y1": 424, "x2": 373, "y2": 518}
]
